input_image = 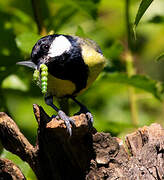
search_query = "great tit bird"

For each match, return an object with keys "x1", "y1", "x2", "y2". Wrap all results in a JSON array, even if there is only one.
[{"x1": 17, "y1": 34, "x2": 106, "y2": 135}]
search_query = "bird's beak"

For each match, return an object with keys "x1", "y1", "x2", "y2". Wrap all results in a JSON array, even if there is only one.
[{"x1": 16, "y1": 60, "x2": 37, "y2": 69}]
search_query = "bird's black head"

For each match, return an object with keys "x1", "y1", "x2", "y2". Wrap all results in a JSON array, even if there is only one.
[
  {"x1": 31, "y1": 34, "x2": 80, "y2": 69},
  {"x1": 31, "y1": 35, "x2": 54, "y2": 65}
]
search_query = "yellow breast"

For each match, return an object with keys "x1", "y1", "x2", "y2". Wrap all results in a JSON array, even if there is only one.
[
  {"x1": 77, "y1": 44, "x2": 106, "y2": 95},
  {"x1": 47, "y1": 74, "x2": 76, "y2": 98}
]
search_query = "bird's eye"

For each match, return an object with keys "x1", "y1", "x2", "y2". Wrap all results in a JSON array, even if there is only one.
[{"x1": 41, "y1": 44, "x2": 50, "y2": 51}]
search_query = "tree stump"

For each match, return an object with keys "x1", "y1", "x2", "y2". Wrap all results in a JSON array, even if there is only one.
[{"x1": 0, "y1": 104, "x2": 164, "y2": 179}]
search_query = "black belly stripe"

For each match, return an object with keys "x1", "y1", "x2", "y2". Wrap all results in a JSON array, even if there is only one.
[{"x1": 47, "y1": 51, "x2": 89, "y2": 95}]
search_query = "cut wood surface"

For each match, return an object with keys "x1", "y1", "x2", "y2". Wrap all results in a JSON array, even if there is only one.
[{"x1": 0, "y1": 104, "x2": 164, "y2": 179}]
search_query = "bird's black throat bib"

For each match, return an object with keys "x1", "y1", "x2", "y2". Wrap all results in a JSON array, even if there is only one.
[{"x1": 47, "y1": 51, "x2": 89, "y2": 94}]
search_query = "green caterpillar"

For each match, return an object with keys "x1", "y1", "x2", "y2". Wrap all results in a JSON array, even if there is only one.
[
  {"x1": 40, "y1": 64, "x2": 48, "y2": 94},
  {"x1": 33, "y1": 69, "x2": 39, "y2": 82},
  {"x1": 33, "y1": 64, "x2": 48, "y2": 94}
]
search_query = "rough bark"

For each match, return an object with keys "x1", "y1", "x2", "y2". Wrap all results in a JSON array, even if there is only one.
[
  {"x1": 0, "y1": 105, "x2": 164, "y2": 180},
  {"x1": 0, "y1": 158, "x2": 26, "y2": 180}
]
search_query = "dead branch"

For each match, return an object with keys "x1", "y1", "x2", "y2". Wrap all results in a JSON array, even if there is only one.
[
  {"x1": 0, "y1": 158, "x2": 26, "y2": 180},
  {"x1": 1, "y1": 106, "x2": 164, "y2": 180}
]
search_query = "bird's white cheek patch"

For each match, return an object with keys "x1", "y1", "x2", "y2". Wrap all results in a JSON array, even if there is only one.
[{"x1": 48, "y1": 35, "x2": 72, "y2": 57}]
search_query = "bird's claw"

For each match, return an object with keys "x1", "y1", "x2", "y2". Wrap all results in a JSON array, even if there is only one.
[
  {"x1": 74, "y1": 108, "x2": 93, "y2": 128},
  {"x1": 86, "y1": 112, "x2": 93, "y2": 124},
  {"x1": 58, "y1": 110, "x2": 75, "y2": 136}
]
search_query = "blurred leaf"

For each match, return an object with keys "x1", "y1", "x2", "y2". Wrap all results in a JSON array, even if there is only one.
[
  {"x1": 75, "y1": 26, "x2": 86, "y2": 37},
  {"x1": 107, "y1": 41, "x2": 124, "y2": 60},
  {"x1": 15, "y1": 32, "x2": 41, "y2": 54},
  {"x1": 104, "y1": 42, "x2": 125, "y2": 72},
  {"x1": 2, "y1": 74, "x2": 28, "y2": 91},
  {"x1": 148, "y1": 15, "x2": 164, "y2": 24},
  {"x1": 134, "y1": 0, "x2": 154, "y2": 31},
  {"x1": 49, "y1": 5, "x2": 78, "y2": 31},
  {"x1": 156, "y1": 53, "x2": 164, "y2": 61},
  {"x1": 54, "y1": 0, "x2": 100, "y2": 19},
  {"x1": 134, "y1": 0, "x2": 154, "y2": 26},
  {"x1": 1, "y1": 149, "x2": 36, "y2": 180},
  {"x1": 95, "y1": 118, "x2": 134, "y2": 136},
  {"x1": 103, "y1": 73, "x2": 162, "y2": 99},
  {"x1": 73, "y1": 0, "x2": 100, "y2": 19},
  {"x1": 12, "y1": 8, "x2": 33, "y2": 25},
  {"x1": 0, "y1": 11, "x2": 20, "y2": 67}
]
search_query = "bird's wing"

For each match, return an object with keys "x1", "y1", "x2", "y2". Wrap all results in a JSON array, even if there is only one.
[{"x1": 74, "y1": 36, "x2": 103, "y2": 54}]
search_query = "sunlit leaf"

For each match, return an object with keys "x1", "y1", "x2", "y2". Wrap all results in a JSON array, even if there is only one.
[
  {"x1": 2, "y1": 74, "x2": 28, "y2": 91},
  {"x1": 1, "y1": 149, "x2": 36, "y2": 179},
  {"x1": 103, "y1": 73, "x2": 162, "y2": 99},
  {"x1": 134, "y1": 0, "x2": 154, "y2": 27}
]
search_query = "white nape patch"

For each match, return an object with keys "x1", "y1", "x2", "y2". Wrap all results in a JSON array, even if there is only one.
[{"x1": 48, "y1": 35, "x2": 72, "y2": 57}]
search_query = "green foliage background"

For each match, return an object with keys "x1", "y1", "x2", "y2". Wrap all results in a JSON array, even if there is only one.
[{"x1": 1, "y1": 0, "x2": 164, "y2": 179}]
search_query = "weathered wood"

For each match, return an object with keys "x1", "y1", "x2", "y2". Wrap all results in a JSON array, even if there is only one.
[
  {"x1": 0, "y1": 158, "x2": 26, "y2": 180},
  {"x1": 1, "y1": 106, "x2": 164, "y2": 180}
]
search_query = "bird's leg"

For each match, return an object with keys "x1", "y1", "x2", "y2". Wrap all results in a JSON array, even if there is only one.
[
  {"x1": 45, "y1": 95, "x2": 75, "y2": 135},
  {"x1": 71, "y1": 96, "x2": 93, "y2": 126}
]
